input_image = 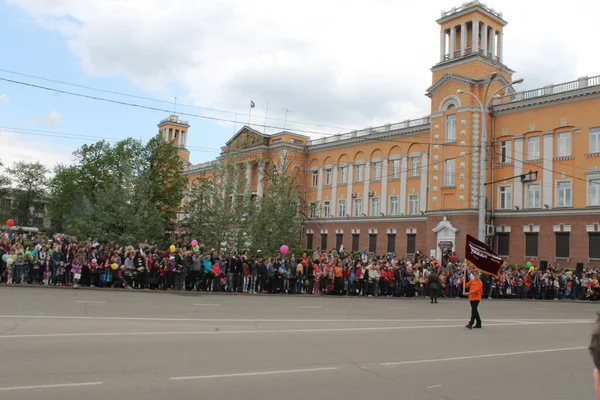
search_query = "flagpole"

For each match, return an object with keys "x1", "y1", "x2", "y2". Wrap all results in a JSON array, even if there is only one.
[
  {"x1": 263, "y1": 102, "x2": 269, "y2": 134},
  {"x1": 462, "y1": 263, "x2": 468, "y2": 295},
  {"x1": 248, "y1": 107, "x2": 252, "y2": 125},
  {"x1": 233, "y1": 113, "x2": 238, "y2": 134}
]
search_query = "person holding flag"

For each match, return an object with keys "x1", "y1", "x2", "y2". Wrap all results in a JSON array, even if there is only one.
[{"x1": 463, "y1": 234, "x2": 505, "y2": 330}]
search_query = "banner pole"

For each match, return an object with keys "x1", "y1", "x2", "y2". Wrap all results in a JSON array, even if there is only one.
[{"x1": 462, "y1": 263, "x2": 468, "y2": 296}]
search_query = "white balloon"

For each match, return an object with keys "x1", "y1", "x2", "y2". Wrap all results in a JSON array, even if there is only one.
[{"x1": 6, "y1": 258, "x2": 14, "y2": 265}]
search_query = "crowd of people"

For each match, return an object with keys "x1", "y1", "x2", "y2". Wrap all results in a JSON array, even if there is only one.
[{"x1": 1, "y1": 233, "x2": 600, "y2": 301}]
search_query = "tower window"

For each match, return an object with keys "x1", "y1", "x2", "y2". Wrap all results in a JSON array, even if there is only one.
[{"x1": 446, "y1": 115, "x2": 456, "y2": 142}]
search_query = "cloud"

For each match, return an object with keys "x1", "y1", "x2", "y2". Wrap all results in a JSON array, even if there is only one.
[
  {"x1": 7, "y1": 0, "x2": 600, "y2": 136},
  {"x1": 0, "y1": 94, "x2": 8, "y2": 104},
  {"x1": 0, "y1": 129, "x2": 75, "y2": 171},
  {"x1": 28, "y1": 110, "x2": 64, "y2": 128}
]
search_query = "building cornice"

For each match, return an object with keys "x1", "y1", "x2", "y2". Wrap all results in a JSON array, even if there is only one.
[
  {"x1": 494, "y1": 207, "x2": 600, "y2": 217},
  {"x1": 491, "y1": 85, "x2": 600, "y2": 115},
  {"x1": 426, "y1": 69, "x2": 515, "y2": 98},
  {"x1": 304, "y1": 216, "x2": 427, "y2": 224},
  {"x1": 307, "y1": 125, "x2": 430, "y2": 152},
  {"x1": 437, "y1": 3, "x2": 507, "y2": 26},
  {"x1": 430, "y1": 55, "x2": 515, "y2": 83}
]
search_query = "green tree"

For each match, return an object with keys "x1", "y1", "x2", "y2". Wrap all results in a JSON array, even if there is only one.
[
  {"x1": 6, "y1": 161, "x2": 48, "y2": 226},
  {"x1": 46, "y1": 164, "x2": 81, "y2": 232}
]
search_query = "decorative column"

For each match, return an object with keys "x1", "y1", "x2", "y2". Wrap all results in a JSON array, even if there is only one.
[
  {"x1": 331, "y1": 166, "x2": 338, "y2": 217},
  {"x1": 460, "y1": 22, "x2": 467, "y2": 56},
  {"x1": 481, "y1": 23, "x2": 488, "y2": 55},
  {"x1": 513, "y1": 136, "x2": 524, "y2": 209},
  {"x1": 245, "y1": 161, "x2": 252, "y2": 195},
  {"x1": 449, "y1": 26, "x2": 457, "y2": 59},
  {"x1": 543, "y1": 132, "x2": 554, "y2": 208},
  {"x1": 380, "y1": 158, "x2": 388, "y2": 215},
  {"x1": 420, "y1": 153, "x2": 428, "y2": 213},
  {"x1": 440, "y1": 30, "x2": 446, "y2": 61},
  {"x1": 489, "y1": 29, "x2": 496, "y2": 59},
  {"x1": 317, "y1": 167, "x2": 324, "y2": 205},
  {"x1": 498, "y1": 31, "x2": 504, "y2": 62},
  {"x1": 472, "y1": 19, "x2": 479, "y2": 53},
  {"x1": 362, "y1": 161, "x2": 371, "y2": 214},
  {"x1": 400, "y1": 157, "x2": 407, "y2": 214},
  {"x1": 346, "y1": 165, "x2": 353, "y2": 217},
  {"x1": 257, "y1": 160, "x2": 265, "y2": 198}
]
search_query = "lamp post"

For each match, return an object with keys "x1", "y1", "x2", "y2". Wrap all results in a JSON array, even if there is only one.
[{"x1": 457, "y1": 76, "x2": 524, "y2": 242}]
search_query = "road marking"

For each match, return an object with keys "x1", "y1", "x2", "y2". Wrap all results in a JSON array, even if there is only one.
[
  {"x1": 379, "y1": 346, "x2": 587, "y2": 366},
  {"x1": 75, "y1": 301, "x2": 107, "y2": 304},
  {"x1": 170, "y1": 367, "x2": 338, "y2": 381},
  {"x1": 297, "y1": 306, "x2": 322, "y2": 309},
  {"x1": 388, "y1": 307, "x2": 408, "y2": 310},
  {"x1": 0, "y1": 321, "x2": 590, "y2": 340},
  {"x1": 426, "y1": 384, "x2": 442, "y2": 389},
  {"x1": 193, "y1": 304, "x2": 221, "y2": 307},
  {"x1": 0, "y1": 382, "x2": 103, "y2": 392},
  {"x1": 1, "y1": 315, "x2": 581, "y2": 323}
]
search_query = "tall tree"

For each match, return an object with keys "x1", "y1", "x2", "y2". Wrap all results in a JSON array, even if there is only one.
[
  {"x1": 6, "y1": 161, "x2": 48, "y2": 226},
  {"x1": 46, "y1": 164, "x2": 81, "y2": 232}
]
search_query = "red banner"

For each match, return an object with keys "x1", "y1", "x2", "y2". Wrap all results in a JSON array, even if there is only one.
[{"x1": 464, "y1": 234, "x2": 505, "y2": 277}]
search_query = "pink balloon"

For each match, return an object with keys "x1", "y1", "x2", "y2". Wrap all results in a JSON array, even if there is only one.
[
  {"x1": 191, "y1": 240, "x2": 198, "y2": 248},
  {"x1": 280, "y1": 245, "x2": 289, "y2": 255}
]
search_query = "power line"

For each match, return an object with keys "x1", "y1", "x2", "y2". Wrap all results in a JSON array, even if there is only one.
[{"x1": 0, "y1": 68, "x2": 357, "y2": 132}]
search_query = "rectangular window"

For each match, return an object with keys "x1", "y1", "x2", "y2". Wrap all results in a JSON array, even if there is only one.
[
  {"x1": 389, "y1": 195, "x2": 399, "y2": 215},
  {"x1": 557, "y1": 181, "x2": 572, "y2": 207},
  {"x1": 408, "y1": 194, "x2": 419, "y2": 215},
  {"x1": 311, "y1": 171, "x2": 318, "y2": 187},
  {"x1": 590, "y1": 127, "x2": 600, "y2": 154},
  {"x1": 391, "y1": 159, "x2": 400, "y2": 179},
  {"x1": 444, "y1": 159, "x2": 455, "y2": 186},
  {"x1": 352, "y1": 234, "x2": 360, "y2": 252},
  {"x1": 525, "y1": 233, "x2": 539, "y2": 258},
  {"x1": 325, "y1": 169, "x2": 332, "y2": 185},
  {"x1": 369, "y1": 234, "x2": 377, "y2": 253},
  {"x1": 499, "y1": 185, "x2": 512, "y2": 210},
  {"x1": 372, "y1": 162, "x2": 381, "y2": 180},
  {"x1": 410, "y1": 157, "x2": 419, "y2": 177},
  {"x1": 320, "y1": 234, "x2": 328, "y2": 251},
  {"x1": 336, "y1": 234, "x2": 343, "y2": 251},
  {"x1": 446, "y1": 114, "x2": 456, "y2": 142},
  {"x1": 500, "y1": 141, "x2": 512, "y2": 163},
  {"x1": 555, "y1": 232, "x2": 570, "y2": 258},
  {"x1": 406, "y1": 234, "x2": 417, "y2": 255},
  {"x1": 306, "y1": 234, "x2": 313, "y2": 250},
  {"x1": 323, "y1": 201, "x2": 331, "y2": 217},
  {"x1": 309, "y1": 202, "x2": 317, "y2": 218},
  {"x1": 497, "y1": 233, "x2": 510, "y2": 256},
  {"x1": 33, "y1": 218, "x2": 44, "y2": 226},
  {"x1": 339, "y1": 166, "x2": 348, "y2": 184},
  {"x1": 0, "y1": 198, "x2": 10, "y2": 207},
  {"x1": 590, "y1": 233, "x2": 600, "y2": 259},
  {"x1": 354, "y1": 198, "x2": 362, "y2": 217},
  {"x1": 526, "y1": 183, "x2": 540, "y2": 208},
  {"x1": 557, "y1": 132, "x2": 571, "y2": 157},
  {"x1": 528, "y1": 136, "x2": 540, "y2": 160},
  {"x1": 590, "y1": 179, "x2": 600, "y2": 206},
  {"x1": 338, "y1": 199, "x2": 346, "y2": 217},
  {"x1": 371, "y1": 197, "x2": 380, "y2": 216},
  {"x1": 387, "y1": 234, "x2": 396, "y2": 253},
  {"x1": 355, "y1": 165, "x2": 364, "y2": 182}
]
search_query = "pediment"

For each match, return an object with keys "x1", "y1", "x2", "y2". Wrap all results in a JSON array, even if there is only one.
[
  {"x1": 432, "y1": 216, "x2": 459, "y2": 233},
  {"x1": 224, "y1": 126, "x2": 269, "y2": 152}
]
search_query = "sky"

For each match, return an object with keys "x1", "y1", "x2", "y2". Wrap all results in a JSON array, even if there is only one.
[{"x1": 1, "y1": 0, "x2": 599, "y2": 171}]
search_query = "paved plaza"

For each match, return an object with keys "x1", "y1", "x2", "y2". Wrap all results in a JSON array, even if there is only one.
[{"x1": 0, "y1": 287, "x2": 597, "y2": 399}]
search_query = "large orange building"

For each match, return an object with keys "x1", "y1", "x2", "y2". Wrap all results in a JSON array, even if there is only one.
[{"x1": 168, "y1": 1, "x2": 600, "y2": 268}]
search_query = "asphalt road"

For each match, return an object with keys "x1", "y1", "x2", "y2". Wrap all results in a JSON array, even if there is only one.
[{"x1": 0, "y1": 286, "x2": 597, "y2": 400}]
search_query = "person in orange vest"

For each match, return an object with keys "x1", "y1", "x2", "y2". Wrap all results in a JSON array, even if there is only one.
[{"x1": 464, "y1": 268, "x2": 483, "y2": 329}]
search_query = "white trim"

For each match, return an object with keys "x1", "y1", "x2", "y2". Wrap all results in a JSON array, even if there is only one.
[
  {"x1": 552, "y1": 225, "x2": 572, "y2": 232},
  {"x1": 320, "y1": 229, "x2": 328, "y2": 234},
  {"x1": 368, "y1": 228, "x2": 378, "y2": 234},
  {"x1": 406, "y1": 227, "x2": 417, "y2": 234},
  {"x1": 305, "y1": 229, "x2": 314, "y2": 234},
  {"x1": 351, "y1": 228, "x2": 361, "y2": 234},
  {"x1": 586, "y1": 224, "x2": 599, "y2": 233},
  {"x1": 496, "y1": 225, "x2": 511, "y2": 233},
  {"x1": 431, "y1": 216, "x2": 458, "y2": 233},
  {"x1": 523, "y1": 225, "x2": 540, "y2": 233},
  {"x1": 335, "y1": 229, "x2": 344, "y2": 234},
  {"x1": 386, "y1": 228, "x2": 397, "y2": 234}
]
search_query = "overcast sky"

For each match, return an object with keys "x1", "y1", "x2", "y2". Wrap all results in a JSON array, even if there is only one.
[{"x1": 1, "y1": 0, "x2": 599, "y2": 170}]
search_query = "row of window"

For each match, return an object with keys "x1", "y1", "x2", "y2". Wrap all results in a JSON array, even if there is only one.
[
  {"x1": 497, "y1": 232, "x2": 600, "y2": 260},
  {"x1": 311, "y1": 158, "x2": 421, "y2": 187},
  {"x1": 306, "y1": 232, "x2": 417, "y2": 254},
  {"x1": 309, "y1": 195, "x2": 420, "y2": 218},
  {"x1": 498, "y1": 128, "x2": 600, "y2": 163},
  {"x1": 498, "y1": 180, "x2": 595, "y2": 209}
]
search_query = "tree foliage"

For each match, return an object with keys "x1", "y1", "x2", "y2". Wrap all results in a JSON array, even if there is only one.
[
  {"x1": 6, "y1": 161, "x2": 48, "y2": 226},
  {"x1": 47, "y1": 133, "x2": 185, "y2": 242}
]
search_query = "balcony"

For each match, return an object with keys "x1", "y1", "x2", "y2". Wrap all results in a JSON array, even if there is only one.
[
  {"x1": 159, "y1": 116, "x2": 190, "y2": 126},
  {"x1": 307, "y1": 116, "x2": 430, "y2": 146},
  {"x1": 493, "y1": 75, "x2": 600, "y2": 105},
  {"x1": 443, "y1": 47, "x2": 500, "y2": 62}
]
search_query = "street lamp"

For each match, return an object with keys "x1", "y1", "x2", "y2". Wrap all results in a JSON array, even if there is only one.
[{"x1": 457, "y1": 76, "x2": 524, "y2": 242}]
